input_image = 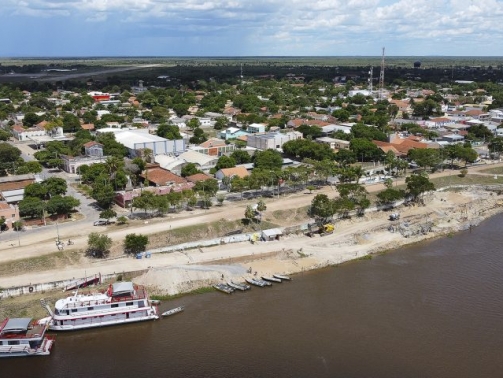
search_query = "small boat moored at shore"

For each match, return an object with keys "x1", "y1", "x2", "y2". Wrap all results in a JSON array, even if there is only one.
[
  {"x1": 161, "y1": 306, "x2": 184, "y2": 317},
  {"x1": 273, "y1": 274, "x2": 291, "y2": 281},
  {"x1": 262, "y1": 276, "x2": 282, "y2": 283},
  {"x1": 0, "y1": 318, "x2": 55, "y2": 358},
  {"x1": 245, "y1": 278, "x2": 271, "y2": 287},
  {"x1": 227, "y1": 281, "x2": 251, "y2": 291},
  {"x1": 213, "y1": 283, "x2": 234, "y2": 294}
]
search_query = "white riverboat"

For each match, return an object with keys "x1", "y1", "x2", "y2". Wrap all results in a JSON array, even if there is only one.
[
  {"x1": 40, "y1": 282, "x2": 159, "y2": 331},
  {"x1": 0, "y1": 318, "x2": 55, "y2": 358}
]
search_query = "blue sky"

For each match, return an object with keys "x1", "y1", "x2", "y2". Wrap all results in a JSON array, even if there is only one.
[{"x1": 1, "y1": 0, "x2": 502, "y2": 57}]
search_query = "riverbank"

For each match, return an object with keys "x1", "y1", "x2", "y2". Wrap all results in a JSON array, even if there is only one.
[
  {"x1": 134, "y1": 187, "x2": 503, "y2": 296},
  {"x1": 1, "y1": 186, "x2": 502, "y2": 318}
]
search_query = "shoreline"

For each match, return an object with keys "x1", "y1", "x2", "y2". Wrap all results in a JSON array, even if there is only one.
[
  {"x1": 1, "y1": 187, "x2": 502, "y2": 317},
  {"x1": 134, "y1": 188, "x2": 503, "y2": 297}
]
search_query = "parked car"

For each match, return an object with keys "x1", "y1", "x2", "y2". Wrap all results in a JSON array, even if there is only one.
[{"x1": 93, "y1": 219, "x2": 109, "y2": 226}]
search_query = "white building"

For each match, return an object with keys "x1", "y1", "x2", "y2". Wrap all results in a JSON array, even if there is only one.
[
  {"x1": 97, "y1": 128, "x2": 185, "y2": 158},
  {"x1": 247, "y1": 131, "x2": 303, "y2": 151}
]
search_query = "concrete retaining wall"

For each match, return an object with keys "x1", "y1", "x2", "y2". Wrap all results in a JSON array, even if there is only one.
[{"x1": 0, "y1": 271, "x2": 147, "y2": 299}]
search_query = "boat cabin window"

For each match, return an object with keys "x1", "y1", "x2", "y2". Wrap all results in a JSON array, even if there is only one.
[
  {"x1": 8, "y1": 340, "x2": 20, "y2": 345},
  {"x1": 87, "y1": 307, "x2": 94, "y2": 310},
  {"x1": 71, "y1": 309, "x2": 77, "y2": 313},
  {"x1": 126, "y1": 302, "x2": 133, "y2": 306},
  {"x1": 111, "y1": 304, "x2": 119, "y2": 308}
]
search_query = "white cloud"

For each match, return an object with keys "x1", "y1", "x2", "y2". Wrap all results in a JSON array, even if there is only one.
[{"x1": 2, "y1": 0, "x2": 503, "y2": 55}]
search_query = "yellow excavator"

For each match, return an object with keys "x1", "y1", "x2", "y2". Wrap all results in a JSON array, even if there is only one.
[{"x1": 322, "y1": 223, "x2": 334, "y2": 235}]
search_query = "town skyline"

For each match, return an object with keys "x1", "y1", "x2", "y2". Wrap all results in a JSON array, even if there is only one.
[{"x1": 1, "y1": 0, "x2": 502, "y2": 57}]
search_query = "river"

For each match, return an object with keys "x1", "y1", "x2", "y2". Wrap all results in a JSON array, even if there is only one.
[{"x1": 4, "y1": 213, "x2": 503, "y2": 378}]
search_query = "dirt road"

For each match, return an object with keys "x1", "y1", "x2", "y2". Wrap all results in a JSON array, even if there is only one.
[{"x1": 1, "y1": 161, "x2": 502, "y2": 288}]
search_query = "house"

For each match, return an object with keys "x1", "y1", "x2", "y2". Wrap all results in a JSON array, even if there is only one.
[
  {"x1": 178, "y1": 150, "x2": 219, "y2": 172},
  {"x1": 315, "y1": 137, "x2": 350, "y2": 150},
  {"x1": 246, "y1": 131, "x2": 303, "y2": 151},
  {"x1": 81, "y1": 123, "x2": 95, "y2": 131},
  {"x1": 261, "y1": 228, "x2": 283, "y2": 241},
  {"x1": 98, "y1": 128, "x2": 185, "y2": 158},
  {"x1": 287, "y1": 118, "x2": 330, "y2": 129},
  {"x1": 214, "y1": 166, "x2": 250, "y2": 181},
  {"x1": 372, "y1": 133, "x2": 434, "y2": 157},
  {"x1": 192, "y1": 138, "x2": 235, "y2": 156},
  {"x1": 141, "y1": 167, "x2": 187, "y2": 187},
  {"x1": 0, "y1": 202, "x2": 20, "y2": 230},
  {"x1": 185, "y1": 173, "x2": 215, "y2": 184},
  {"x1": 247, "y1": 123, "x2": 266, "y2": 133},
  {"x1": 83, "y1": 141, "x2": 104, "y2": 157},
  {"x1": 0, "y1": 174, "x2": 37, "y2": 204},
  {"x1": 219, "y1": 127, "x2": 248, "y2": 140},
  {"x1": 11, "y1": 125, "x2": 46, "y2": 141}
]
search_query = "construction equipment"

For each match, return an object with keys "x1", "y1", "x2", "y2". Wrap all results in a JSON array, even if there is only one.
[{"x1": 323, "y1": 223, "x2": 335, "y2": 234}]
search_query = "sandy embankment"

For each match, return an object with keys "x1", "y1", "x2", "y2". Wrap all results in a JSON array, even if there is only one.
[{"x1": 135, "y1": 188, "x2": 503, "y2": 296}]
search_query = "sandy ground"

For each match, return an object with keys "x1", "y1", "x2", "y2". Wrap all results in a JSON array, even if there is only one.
[
  {"x1": 1, "y1": 162, "x2": 503, "y2": 296},
  {"x1": 0, "y1": 181, "x2": 503, "y2": 295}
]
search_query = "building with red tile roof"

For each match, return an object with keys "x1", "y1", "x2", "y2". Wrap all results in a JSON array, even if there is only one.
[{"x1": 141, "y1": 167, "x2": 187, "y2": 187}]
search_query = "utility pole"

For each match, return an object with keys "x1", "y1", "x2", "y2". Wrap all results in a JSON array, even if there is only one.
[{"x1": 379, "y1": 47, "x2": 385, "y2": 100}]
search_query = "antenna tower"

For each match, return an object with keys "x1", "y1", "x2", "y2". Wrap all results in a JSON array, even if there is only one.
[
  {"x1": 368, "y1": 66, "x2": 373, "y2": 94},
  {"x1": 379, "y1": 47, "x2": 385, "y2": 100}
]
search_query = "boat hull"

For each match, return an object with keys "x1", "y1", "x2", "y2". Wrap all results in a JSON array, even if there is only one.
[
  {"x1": 48, "y1": 314, "x2": 158, "y2": 331},
  {"x1": 0, "y1": 337, "x2": 54, "y2": 358}
]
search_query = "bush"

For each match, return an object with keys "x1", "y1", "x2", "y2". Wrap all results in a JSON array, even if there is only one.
[{"x1": 459, "y1": 168, "x2": 468, "y2": 177}]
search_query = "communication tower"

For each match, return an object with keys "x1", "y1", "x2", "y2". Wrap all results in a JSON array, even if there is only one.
[
  {"x1": 368, "y1": 66, "x2": 373, "y2": 94},
  {"x1": 379, "y1": 47, "x2": 385, "y2": 100}
]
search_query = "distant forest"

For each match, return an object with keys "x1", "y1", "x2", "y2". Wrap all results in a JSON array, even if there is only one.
[{"x1": 1, "y1": 56, "x2": 503, "y2": 92}]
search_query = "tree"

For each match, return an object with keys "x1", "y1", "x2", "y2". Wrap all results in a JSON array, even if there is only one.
[
  {"x1": 0, "y1": 129, "x2": 10, "y2": 141},
  {"x1": 44, "y1": 177, "x2": 68, "y2": 196},
  {"x1": 18, "y1": 196, "x2": 45, "y2": 219},
  {"x1": 100, "y1": 209, "x2": 117, "y2": 222},
  {"x1": 310, "y1": 194, "x2": 336, "y2": 225},
  {"x1": 376, "y1": 185, "x2": 406, "y2": 207},
  {"x1": 230, "y1": 149, "x2": 252, "y2": 164},
  {"x1": 256, "y1": 200, "x2": 267, "y2": 222},
  {"x1": 350, "y1": 138, "x2": 383, "y2": 162},
  {"x1": 213, "y1": 116, "x2": 228, "y2": 130},
  {"x1": 132, "y1": 191, "x2": 157, "y2": 215},
  {"x1": 193, "y1": 179, "x2": 219, "y2": 197},
  {"x1": 86, "y1": 232, "x2": 113, "y2": 258},
  {"x1": 215, "y1": 155, "x2": 236, "y2": 170},
  {"x1": 12, "y1": 220, "x2": 24, "y2": 231},
  {"x1": 16, "y1": 161, "x2": 43, "y2": 175},
  {"x1": 123, "y1": 233, "x2": 149, "y2": 255},
  {"x1": 157, "y1": 124, "x2": 182, "y2": 140},
  {"x1": 253, "y1": 149, "x2": 283, "y2": 170},
  {"x1": 24, "y1": 183, "x2": 48, "y2": 199},
  {"x1": 408, "y1": 148, "x2": 441, "y2": 171},
  {"x1": 244, "y1": 205, "x2": 255, "y2": 224},
  {"x1": 91, "y1": 182, "x2": 116, "y2": 209},
  {"x1": 46, "y1": 195, "x2": 80, "y2": 216},
  {"x1": 405, "y1": 173, "x2": 435, "y2": 203},
  {"x1": 180, "y1": 163, "x2": 200, "y2": 178},
  {"x1": 189, "y1": 127, "x2": 207, "y2": 144}
]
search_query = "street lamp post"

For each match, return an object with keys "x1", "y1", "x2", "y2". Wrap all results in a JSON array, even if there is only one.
[{"x1": 56, "y1": 220, "x2": 60, "y2": 244}]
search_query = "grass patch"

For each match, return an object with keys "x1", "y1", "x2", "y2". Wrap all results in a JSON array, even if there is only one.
[
  {"x1": 148, "y1": 218, "x2": 280, "y2": 249},
  {"x1": 429, "y1": 173, "x2": 503, "y2": 188},
  {"x1": 150, "y1": 286, "x2": 214, "y2": 301},
  {"x1": 0, "y1": 250, "x2": 83, "y2": 276},
  {"x1": 356, "y1": 254, "x2": 373, "y2": 261},
  {"x1": 477, "y1": 166, "x2": 503, "y2": 175}
]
